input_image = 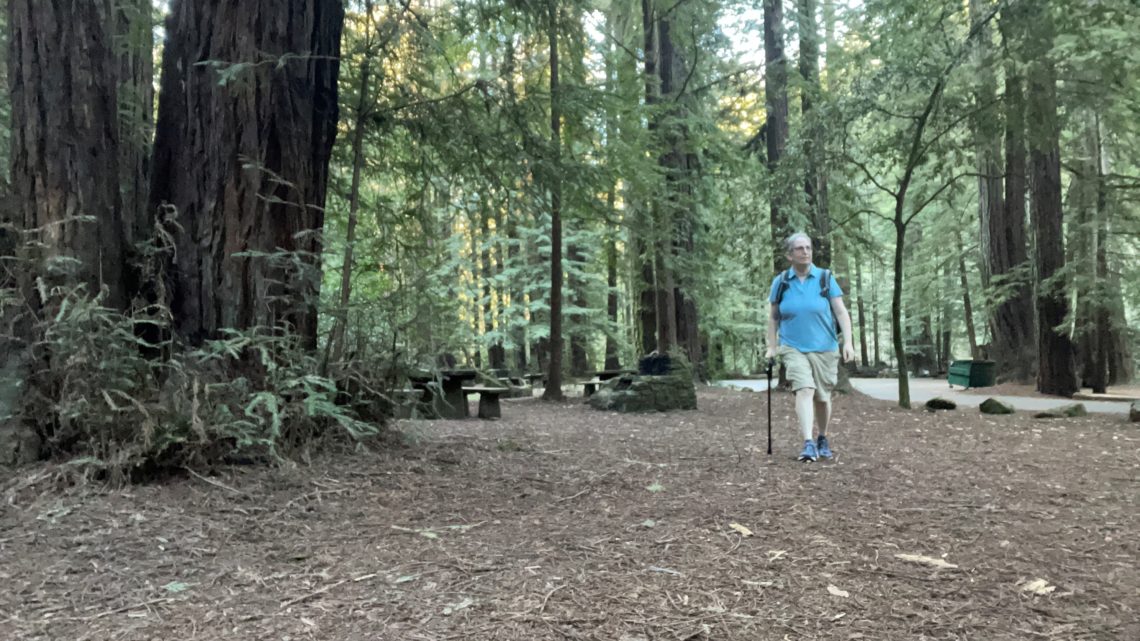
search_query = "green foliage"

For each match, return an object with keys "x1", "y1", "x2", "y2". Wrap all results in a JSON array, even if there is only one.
[{"x1": 4, "y1": 281, "x2": 379, "y2": 481}]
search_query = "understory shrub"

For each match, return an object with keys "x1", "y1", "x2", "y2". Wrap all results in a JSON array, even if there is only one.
[{"x1": 5, "y1": 284, "x2": 382, "y2": 481}]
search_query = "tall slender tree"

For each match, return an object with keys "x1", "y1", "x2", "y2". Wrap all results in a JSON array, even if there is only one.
[
  {"x1": 764, "y1": 0, "x2": 791, "y2": 271},
  {"x1": 329, "y1": 0, "x2": 375, "y2": 367},
  {"x1": 797, "y1": 0, "x2": 829, "y2": 264},
  {"x1": 542, "y1": 0, "x2": 566, "y2": 400}
]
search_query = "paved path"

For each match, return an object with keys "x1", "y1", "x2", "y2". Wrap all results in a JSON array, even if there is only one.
[{"x1": 717, "y1": 377, "x2": 1131, "y2": 415}]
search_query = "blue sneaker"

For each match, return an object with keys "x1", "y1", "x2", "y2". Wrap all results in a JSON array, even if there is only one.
[
  {"x1": 817, "y1": 435, "x2": 833, "y2": 459},
  {"x1": 798, "y1": 439, "x2": 818, "y2": 462}
]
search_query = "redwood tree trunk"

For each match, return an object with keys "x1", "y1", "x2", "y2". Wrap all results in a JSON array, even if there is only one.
[
  {"x1": 764, "y1": 0, "x2": 791, "y2": 271},
  {"x1": 149, "y1": 0, "x2": 344, "y2": 349},
  {"x1": 989, "y1": 8, "x2": 1035, "y2": 381},
  {"x1": 970, "y1": 0, "x2": 1002, "y2": 290},
  {"x1": 797, "y1": 0, "x2": 829, "y2": 265},
  {"x1": 8, "y1": 0, "x2": 127, "y2": 308},
  {"x1": 638, "y1": 0, "x2": 659, "y2": 354},
  {"x1": 542, "y1": 0, "x2": 565, "y2": 400},
  {"x1": 1025, "y1": 7, "x2": 1077, "y2": 397}
]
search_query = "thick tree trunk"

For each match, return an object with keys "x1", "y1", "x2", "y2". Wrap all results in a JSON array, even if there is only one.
[
  {"x1": 1025, "y1": 7, "x2": 1077, "y2": 397},
  {"x1": 149, "y1": 0, "x2": 344, "y2": 349},
  {"x1": 8, "y1": 0, "x2": 127, "y2": 309},
  {"x1": 987, "y1": 13, "x2": 1035, "y2": 381},
  {"x1": 5, "y1": 0, "x2": 130, "y2": 462},
  {"x1": 797, "y1": 0, "x2": 830, "y2": 265},
  {"x1": 764, "y1": 0, "x2": 791, "y2": 271},
  {"x1": 542, "y1": 0, "x2": 565, "y2": 400}
]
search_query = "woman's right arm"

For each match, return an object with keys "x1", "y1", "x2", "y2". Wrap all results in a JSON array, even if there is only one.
[{"x1": 765, "y1": 303, "x2": 780, "y2": 359}]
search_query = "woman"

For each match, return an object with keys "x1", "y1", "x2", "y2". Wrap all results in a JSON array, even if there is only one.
[{"x1": 764, "y1": 233, "x2": 856, "y2": 462}]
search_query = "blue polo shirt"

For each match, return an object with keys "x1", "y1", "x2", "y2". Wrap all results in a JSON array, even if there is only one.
[{"x1": 769, "y1": 265, "x2": 843, "y2": 352}]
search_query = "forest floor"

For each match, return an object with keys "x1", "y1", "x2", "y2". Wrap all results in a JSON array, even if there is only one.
[{"x1": 2, "y1": 386, "x2": 1138, "y2": 640}]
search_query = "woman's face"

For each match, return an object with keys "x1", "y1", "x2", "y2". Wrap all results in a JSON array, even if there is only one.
[{"x1": 786, "y1": 238, "x2": 813, "y2": 268}]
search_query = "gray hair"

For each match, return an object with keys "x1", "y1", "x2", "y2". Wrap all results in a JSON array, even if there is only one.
[{"x1": 783, "y1": 232, "x2": 813, "y2": 254}]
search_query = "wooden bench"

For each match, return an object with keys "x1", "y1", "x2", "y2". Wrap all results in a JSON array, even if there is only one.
[{"x1": 462, "y1": 386, "x2": 507, "y2": 419}]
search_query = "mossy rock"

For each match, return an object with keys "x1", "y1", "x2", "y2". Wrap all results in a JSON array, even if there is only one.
[
  {"x1": 1059, "y1": 403, "x2": 1087, "y2": 417},
  {"x1": 925, "y1": 397, "x2": 957, "y2": 411},
  {"x1": 588, "y1": 352, "x2": 697, "y2": 413},
  {"x1": 1130, "y1": 401, "x2": 1139, "y2": 423},
  {"x1": 979, "y1": 398, "x2": 1015, "y2": 415}
]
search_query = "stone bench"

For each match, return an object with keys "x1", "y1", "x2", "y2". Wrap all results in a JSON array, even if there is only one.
[
  {"x1": 462, "y1": 386, "x2": 507, "y2": 419},
  {"x1": 389, "y1": 388, "x2": 425, "y2": 419},
  {"x1": 573, "y1": 379, "x2": 605, "y2": 397}
]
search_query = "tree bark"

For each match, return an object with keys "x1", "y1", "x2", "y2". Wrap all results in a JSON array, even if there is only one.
[
  {"x1": 956, "y1": 233, "x2": 980, "y2": 359},
  {"x1": 489, "y1": 201, "x2": 507, "y2": 371},
  {"x1": 542, "y1": 0, "x2": 565, "y2": 400},
  {"x1": 764, "y1": 0, "x2": 791, "y2": 272},
  {"x1": 638, "y1": 0, "x2": 658, "y2": 354},
  {"x1": 855, "y1": 259, "x2": 868, "y2": 366},
  {"x1": 568, "y1": 243, "x2": 591, "y2": 376},
  {"x1": 149, "y1": 0, "x2": 344, "y2": 349},
  {"x1": 4, "y1": 0, "x2": 131, "y2": 463},
  {"x1": 1024, "y1": 5, "x2": 1077, "y2": 397},
  {"x1": 602, "y1": 8, "x2": 623, "y2": 371},
  {"x1": 8, "y1": 0, "x2": 128, "y2": 309},
  {"x1": 970, "y1": 0, "x2": 1002, "y2": 290},
  {"x1": 797, "y1": 0, "x2": 830, "y2": 265},
  {"x1": 988, "y1": 7, "x2": 1035, "y2": 381}
]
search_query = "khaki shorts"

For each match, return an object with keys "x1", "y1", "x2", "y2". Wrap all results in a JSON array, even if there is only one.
[{"x1": 779, "y1": 346, "x2": 839, "y2": 402}]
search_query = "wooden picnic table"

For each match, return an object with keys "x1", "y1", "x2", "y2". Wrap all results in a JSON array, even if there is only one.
[
  {"x1": 407, "y1": 368, "x2": 479, "y2": 419},
  {"x1": 590, "y1": 369, "x2": 635, "y2": 381}
]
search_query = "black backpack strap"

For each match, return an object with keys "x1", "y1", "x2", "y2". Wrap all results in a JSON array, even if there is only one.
[
  {"x1": 774, "y1": 268, "x2": 794, "y2": 305},
  {"x1": 819, "y1": 269, "x2": 830, "y2": 298}
]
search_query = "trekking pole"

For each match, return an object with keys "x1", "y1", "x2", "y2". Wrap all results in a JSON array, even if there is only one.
[{"x1": 766, "y1": 357, "x2": 775, "y2": 456}]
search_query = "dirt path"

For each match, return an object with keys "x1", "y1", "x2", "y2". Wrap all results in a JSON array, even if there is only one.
[{"x1": 2, "y1": 387, "x2": 1137, "y2": 640}]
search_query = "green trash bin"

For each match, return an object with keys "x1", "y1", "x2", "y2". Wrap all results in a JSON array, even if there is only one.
[{"x1": 947, "y1": 359, "x2": 996, "y2": 389}]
